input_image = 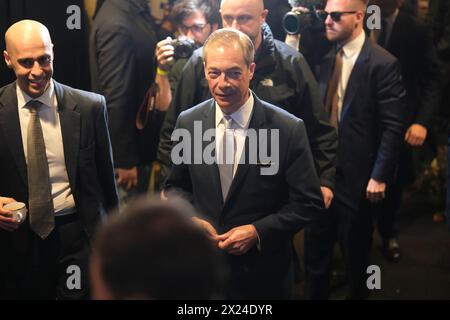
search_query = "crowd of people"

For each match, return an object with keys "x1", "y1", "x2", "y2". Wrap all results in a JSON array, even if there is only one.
[{"x1": 0, "y1": 0, "x2": 449, "y2": 300}]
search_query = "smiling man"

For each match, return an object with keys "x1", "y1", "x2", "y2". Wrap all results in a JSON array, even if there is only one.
[
  {"x1": 0, "y1": 20, "x2": 118, "y2": 299},
  {"x1": 165, "y1": 28, "x2": 324, "y2": 299},
  {"x1": 158, "y1": 0, "x2": 338, "y2": 210}
]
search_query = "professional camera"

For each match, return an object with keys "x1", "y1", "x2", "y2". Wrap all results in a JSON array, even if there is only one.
[
  {"x1": 282, "y1": 0, "x2": 325, "y2": 35},
  {"x1": 171, "y1": 36, "x2": 196, "y2": 60}
]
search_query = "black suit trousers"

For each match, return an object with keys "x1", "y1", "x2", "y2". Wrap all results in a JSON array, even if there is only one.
[
  {"x1": 304, "y1": 198, "x2": 373, "y2": 299},
  {"x1": 0, "y1": 214, "x2": 90, "y2": 299}
]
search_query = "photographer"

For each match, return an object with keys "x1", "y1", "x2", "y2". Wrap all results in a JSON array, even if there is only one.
[
  {"x1": 154, "y1": 0, "x2": 220, "y2": 111},
  {"x1": 284, "y1": 1, "x2": 332, "y2": 70}
]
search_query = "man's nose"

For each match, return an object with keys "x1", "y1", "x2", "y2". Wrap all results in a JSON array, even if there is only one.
[
  {"x1": 325, "y1": 14, "x2": 334, "y2": 26},
  {"x1": 186, "y1": 29, "x2": 195, "y2": 40},
  {"x1": 218, "y1": 73, "x2": 231, "y2": 88},
  {"x1": 230, "y1": 19, "x2": 240, "y2": 30}
]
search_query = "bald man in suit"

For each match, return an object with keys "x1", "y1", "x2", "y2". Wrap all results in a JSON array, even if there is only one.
[{"x1": 0, "y1": 20, "x2": 118, "y2": 299}]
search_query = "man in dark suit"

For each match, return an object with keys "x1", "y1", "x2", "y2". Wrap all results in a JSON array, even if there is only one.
[
  {"x1": 159, "y1": 0, "x2": 338, "y2": 211},
  {"x1": 90, "y1": 0, "x2": 159, "y2": 200},
  {"x1": 304, "y1": 0, "x2": 406, "y2": 299},
  {"x1": 0, "y1": 20, "x2": 118, "y2": 299},
  {"x1": 165, "y1": 28, "x2": 325, "y2": 299},
  {"x1": 369, "y1": 0, "x2": 441, "y2": 261}
]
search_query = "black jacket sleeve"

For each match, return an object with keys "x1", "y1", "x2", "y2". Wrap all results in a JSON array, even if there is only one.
[
  {"x1": 157, "y1": 51, "x2": 206, "y2": 177},
  {"x1": 94, "y1": 26, "x2": 140, "y2": 168},
  {"x1": 289, "y1": 53, "x2": 338, "y2": 190}
]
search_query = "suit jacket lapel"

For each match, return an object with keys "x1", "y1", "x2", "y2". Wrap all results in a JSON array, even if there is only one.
[
  {"x1": 340, "y1": 37, "x2": 371, "y2": 121},
  {"x1": 0, "y1": 83, "x2": 28, "y2": 185},
  {"x1": 54, "y1": 81, "x2": 80, "y2": 192}
]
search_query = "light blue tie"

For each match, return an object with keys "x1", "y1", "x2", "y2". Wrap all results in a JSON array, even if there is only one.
[{"x1": 219, "y1": 115, "x2": 234, "y2": 201}]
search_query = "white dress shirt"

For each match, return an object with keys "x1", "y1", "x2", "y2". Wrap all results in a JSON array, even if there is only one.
[
  {"x1": 215, "y1": 92, "x2": 261, "y2": 248},
  {"x1": 17, "y1": 80, "x2": 76, "y2": 216},
  {"x1": 215, "y1": 92, "x2": 254, "y2": 177},
  {"x1": 336, "y1": 30, "x2": 366, "y2": 120}
]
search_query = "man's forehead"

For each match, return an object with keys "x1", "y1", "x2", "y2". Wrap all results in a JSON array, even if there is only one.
[
  {"x1": 183, "y1": 10, "x2": 207, "y2": 23},
  {"x1": 206, "y1": 42, "x2": 244, "y2": 56},
  {"x1": 206, "y1": 61, "x2": 244, "y2": 70},
  {"x1": 326, "y1": 0, "x2": 358, "y2": 9},
  {"x1": 9, "y1": 39, "x2": 52, "y2": 56},
  {"x1": 7, "y1": 30, "x2": 52, "y2": 52},
  {"x1": 221, "y1": 0, "x2": 264, "y2": 13}
]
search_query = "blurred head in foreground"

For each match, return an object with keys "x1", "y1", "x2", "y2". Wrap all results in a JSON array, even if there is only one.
[{"x1": 90, "y1": 196, "x2": 226, "y2": 299}]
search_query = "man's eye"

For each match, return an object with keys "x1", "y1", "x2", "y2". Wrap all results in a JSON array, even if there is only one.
[
  {"x1": 18, "y1": 59, "x2": 34, "y2": 68},
  {"x1": 208, "y1": 71, "x2": 220, "y2": 78},
  {"x1": 223, "y1": 16, "x2": 233, "y2": 24},
  {"x1": 38, "y1": 56, "x2": 51, "y2": 66},
  {"x1": 237, "y1": 16, "x2": 251, "y2": 23},
  {"x1": 228, "y1": 71, "x2": 241, "y2": 79}
]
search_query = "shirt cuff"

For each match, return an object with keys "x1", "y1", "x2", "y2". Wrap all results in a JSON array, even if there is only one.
[{"x1": 254, "y1": 226, "x2": 262, "y2": 251}]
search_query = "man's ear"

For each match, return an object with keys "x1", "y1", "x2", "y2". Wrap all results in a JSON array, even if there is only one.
[
  {"x1": 261, "y1": 9, "x2": 269, "y2": 22},
  {"x1": 356, "y1": 10, "x2": 365, "y2": 24},
  {"x1": 3, "y1": 50, "x2": 12, "y2": 68},
  {"x1": 248, "y1": 62, "x2": 256, "y2": 79}
]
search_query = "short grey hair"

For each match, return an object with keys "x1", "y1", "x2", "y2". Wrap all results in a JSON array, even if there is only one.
[{"x1": 203, "y1": 28, "x2": 255, "y2": 66}]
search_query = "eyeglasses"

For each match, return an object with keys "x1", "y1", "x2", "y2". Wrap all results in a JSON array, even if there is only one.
[
  {"x1": 179, "y1": 23, "x2": 208, "y2": 34},
  {"x1": 17, "y1": 55, "x2": 52, "y2": 69},
  {"x1": 317, "y1": 11, "x2": 357, "y2": 22}
]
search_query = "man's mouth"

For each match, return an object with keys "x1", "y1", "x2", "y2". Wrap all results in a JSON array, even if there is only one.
[
  {"x1": 215, "y1": 92, "x2": 233, "y2": 98},
  {"x1": 29, "y1": 78, "x2": 45, "y2": 86}
]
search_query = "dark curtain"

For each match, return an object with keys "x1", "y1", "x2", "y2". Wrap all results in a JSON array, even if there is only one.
[{"x1": 0, "y1": 0, "x2": 91, "y2": 90}]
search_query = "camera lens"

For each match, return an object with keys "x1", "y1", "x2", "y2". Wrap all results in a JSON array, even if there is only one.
[
  {"x1": 283, "y1": 11, "x2": 301, "y2": 35},
  {"x1": 174, "y1": 43, "x2": 194, "y2": 59},
  {"x1": 172, "y1": 38, "x2": 196, "y2": 60}
]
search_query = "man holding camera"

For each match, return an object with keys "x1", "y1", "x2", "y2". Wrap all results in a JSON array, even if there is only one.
[
  {"x1": 283, "y1": 1, "x2": 333, "y2": 70},
  {"x1": 154, "y1": 0, "x2": 220, "y2": 112}
]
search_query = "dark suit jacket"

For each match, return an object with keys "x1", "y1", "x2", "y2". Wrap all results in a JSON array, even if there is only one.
[
  {"x1": 385, "y1": 10, "x2": 441, "y2": 129},
  {"x1": 315, "y1": 37, "x2": 406, "y2": 210},
  {"x1": 0, "y1": 80, "x2": 119, "y2": 239},
  {"x1": 89, "y1": 0, "x2": 158, "y2": 167},
  {"x1": 165, "y1": 94, "x2": 325, "y2": 298}
]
